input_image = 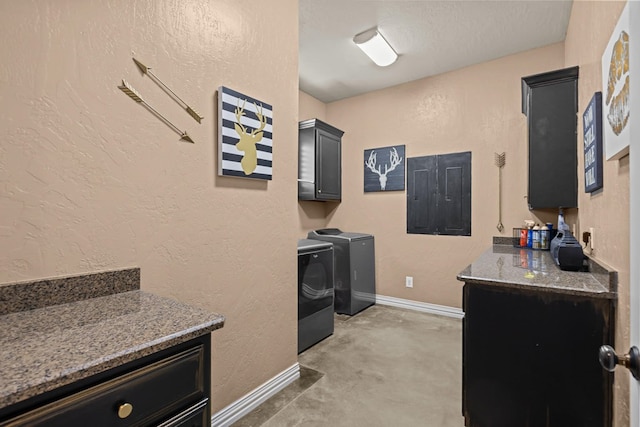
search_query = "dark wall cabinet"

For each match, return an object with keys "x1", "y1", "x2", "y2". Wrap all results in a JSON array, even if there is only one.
[
  {"x1": 298, "y1": 119, "x2": 344, "y2": 201},
  {"x1": 0, "y1": 335, "x2": 211, "y2": 427},
  {"x1": 522, "y1": 66, "x2": 579, "y2": 209},
  {"x1": 462, "y1": 284, "x2": 614, "y2": 427}
]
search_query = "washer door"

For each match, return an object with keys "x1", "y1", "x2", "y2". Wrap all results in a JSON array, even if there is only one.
[{"x1": 298, "y1": 248, "x2": 334, "y2": 320}]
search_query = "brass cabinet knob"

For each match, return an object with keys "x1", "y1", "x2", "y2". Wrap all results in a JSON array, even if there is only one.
[{"x1": 117, "y1": 402, "x2": 133, "y2": 419}]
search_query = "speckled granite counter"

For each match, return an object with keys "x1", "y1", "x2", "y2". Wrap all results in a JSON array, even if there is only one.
[
  {"x1": 0, "y1": 268, "x2": 225, "y2": 410},
  {"x1": 457, "y1": 244, "x2": 617, "y2": 299}
]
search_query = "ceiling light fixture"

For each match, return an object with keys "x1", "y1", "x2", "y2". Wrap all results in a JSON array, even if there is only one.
[{"x1": 353, "y1": 28, "x2": 398, "y2": 67}]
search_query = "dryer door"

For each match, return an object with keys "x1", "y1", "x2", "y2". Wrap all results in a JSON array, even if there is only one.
[{"x1": 298, "y1": 247, "x2": 334, "y2": 320}]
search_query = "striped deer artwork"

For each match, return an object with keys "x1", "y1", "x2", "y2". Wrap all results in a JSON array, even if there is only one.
[{"x1": 234, "y1": 100, "x2": 268, "y2": 175}]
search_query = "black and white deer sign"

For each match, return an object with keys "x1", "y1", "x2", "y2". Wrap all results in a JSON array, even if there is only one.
[{"x1": 365, "y1": 147, "x2": 404, "y2": 191}]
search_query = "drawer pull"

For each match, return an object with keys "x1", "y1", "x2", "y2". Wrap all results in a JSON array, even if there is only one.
[{"x1": 118, "y1": 402, "x2": 133, "y2": 419}]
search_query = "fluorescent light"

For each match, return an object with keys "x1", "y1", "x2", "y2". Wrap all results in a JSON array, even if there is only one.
[{"x1": 353, "y1": 28, "x2": 398, "y2": 67}]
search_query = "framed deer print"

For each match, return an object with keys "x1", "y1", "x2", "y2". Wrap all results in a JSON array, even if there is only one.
[
  {"x1": 364, "y1": 145, "x2": 405, "y2": 192},
  {"x1": 218, "y1": 86, "x2": 273, "y2": 180}
]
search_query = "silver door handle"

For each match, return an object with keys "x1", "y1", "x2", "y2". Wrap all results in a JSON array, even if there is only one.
[{"x1": 599, "y1": 345, "x2": 640, "y2": 380}]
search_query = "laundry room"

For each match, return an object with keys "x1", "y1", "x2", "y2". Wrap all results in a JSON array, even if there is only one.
[{"x1": 0, "y1": 1, "x2": 636, "y2": 426}]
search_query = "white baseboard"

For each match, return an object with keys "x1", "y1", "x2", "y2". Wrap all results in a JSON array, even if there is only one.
[
  {"x1": 376, "y1": 294, "x2": 464, "y2": 319},
  {"x1": 211, "y1": 363, "x2": 300, "y2": 427}
]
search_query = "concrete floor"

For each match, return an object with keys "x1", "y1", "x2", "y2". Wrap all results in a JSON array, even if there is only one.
[{"x1": 233, "y1": 305, "x2": 465, "y2": 427}]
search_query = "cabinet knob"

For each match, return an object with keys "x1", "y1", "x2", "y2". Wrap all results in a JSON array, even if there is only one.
[
  {"x1": 117, "y1": 402, "x2": 133, "y2": 419},
  {"x1": 599, "y1": 345, "x2": 640, "y2": 380}
]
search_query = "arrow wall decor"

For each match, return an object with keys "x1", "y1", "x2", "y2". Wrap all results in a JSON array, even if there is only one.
[
  {"x1": 118, "y1": 79, "x2": 194, "y2": 143},
  {"x1": 133, "y1": 57, "x2": 204, "y2": 124}
]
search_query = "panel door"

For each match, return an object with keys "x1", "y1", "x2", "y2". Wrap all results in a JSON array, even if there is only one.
[
  {"x1": 316, "y1": 129, "x2": 341, "y2": 200},
  {"x1": 524, "y1": 67, "x2": 578, "y2": 209},
  {"x1": 407, "y1": 152, "x2": 471, "y2": 235},
  {"x1": 437, "y1": 151, "x2": 471, "y2": 236},
  {"x1": 407, "y1": 156, "x2": 438, "y2": 234}
]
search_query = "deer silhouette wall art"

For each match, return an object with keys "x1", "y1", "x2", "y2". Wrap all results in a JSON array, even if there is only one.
[
  {"x1": 234, "y1": 100, "x2": 267, "y2": 175},
  {"x1": 218, "y1": 86, "x2": 273, "y2": 180},
  {"x1": 364, "y1": 145, "x2": 405, "y2": 192}
]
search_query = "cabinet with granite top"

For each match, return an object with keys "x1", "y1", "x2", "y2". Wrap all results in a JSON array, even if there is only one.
[
  {"x1": 457, "y1": 245, "x2": 616, "y2": 427},
  {"x1": 0, "y1": 268, "x2": 225, "y2": 427}
]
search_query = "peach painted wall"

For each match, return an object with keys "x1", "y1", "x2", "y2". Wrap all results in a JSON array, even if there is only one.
[
  {"x1": 565, "y1": 1, "x2": 630, "y2": 425},
  {"x1": 321, "y1": 44, "x2": 564, "y2": 308},
  {"x1": 0, "y1": 0, "x2": 299, "y2": 413}
]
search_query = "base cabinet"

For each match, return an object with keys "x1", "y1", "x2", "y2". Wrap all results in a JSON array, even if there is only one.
[
  {"x1": 462, "y1": 284, "x2": 614, "y2": 427},
  {"x1": 0, "y1": 335, "x2": 211, "y2": 427}
]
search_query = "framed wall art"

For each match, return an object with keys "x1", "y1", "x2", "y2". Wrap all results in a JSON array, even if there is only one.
[
  {"x1": 364, "y1": 145, "x2": 405, "y2": 192},
  {"x1": 218, "y1": 86, "x2": 273, "y2": 180},
  {"x1": 601, "y1": 3, "x2": 630, "y2": 161},
  {"x1": 583, "y1": 92, "x2": 604, "y2": 193}
]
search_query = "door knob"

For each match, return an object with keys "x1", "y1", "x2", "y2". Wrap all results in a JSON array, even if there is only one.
[{"x1": 599, "y1": 345, "x2": 640, "y2": 380}]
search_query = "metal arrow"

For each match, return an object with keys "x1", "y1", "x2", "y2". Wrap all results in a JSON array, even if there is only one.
[
  {"x1": 118, "y1": 79, "x2": 195, "y2": 143},
  {"x1": 132, "y1": 57, "x2": 204, "y2": 124}
]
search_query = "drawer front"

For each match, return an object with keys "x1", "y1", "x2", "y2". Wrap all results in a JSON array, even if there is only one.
[
  {"x1": 157, "y1": 399, "x2": 209, "y2": 427},
  {"x1": 3, "y1": 345, "x2": 206, "y2": 427}
]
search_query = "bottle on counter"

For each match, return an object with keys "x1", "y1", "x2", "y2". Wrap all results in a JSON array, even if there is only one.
[
  {"x1": 540, "y1": 223, "x2": 550, "y2": 250},
  {"x1": 532, "y1": 224, "x2": 541, "y2": 249},
  {"x1": 520, "y1": 228, "x2": 528, "y2": 247},
  {"x1": 527, "y1": 225, "x2": 533, "y2": 248},
  {"x1": 558, "y1": 209, "x2": 570, "y2": 232}
]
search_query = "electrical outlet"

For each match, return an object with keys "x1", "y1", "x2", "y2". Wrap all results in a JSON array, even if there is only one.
[
  {"x1": 589, "y1": 227, "x2": 595, "y2": 250},
  {"x1": 405, "y1": 276, "x2": 413, "y2": 288}
]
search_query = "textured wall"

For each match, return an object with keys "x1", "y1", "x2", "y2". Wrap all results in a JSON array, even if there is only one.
[
  {"x1": 322, "y1": 44, "x2": 564, "y2": 308},
  {"x1": 565, "y1": 1, "x2": 630, "y2": 425},
  {"x1": 0, "y1": 0, "x2": 299, "y2": 412}
]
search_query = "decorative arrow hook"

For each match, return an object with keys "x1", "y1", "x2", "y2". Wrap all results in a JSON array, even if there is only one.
[
  {"x1": 133, "y1": 57, "x2": 204, "y2": 124},
  {"x1": 118, "y1": 79, "x2": 194, "y2": 143}
]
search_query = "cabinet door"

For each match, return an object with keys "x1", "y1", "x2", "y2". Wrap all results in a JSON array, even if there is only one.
[
  {"x1": 316, "y1": 129, "x2": 341, "y2": 200},
  {"x1": 407, "y1": 156, "x2": 438, "y2": 234},
  {"x1": 463, "y1": 284, "x2": 613, "y2": 427},
  {"x1": 407, "y1": 152, "x2": 471, "y2": 235},
  {"x1": 523, "y1": 67, "x2": 578, "y2": 209},
  {"x1": 437, "y1": 151, "x2": 471, "y2": 235}
]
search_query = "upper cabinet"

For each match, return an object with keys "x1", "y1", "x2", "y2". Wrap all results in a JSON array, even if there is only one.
[
  {"x1": 521, "y1": 66, "x2": 579, "y2": 209},
  {"x1": 298, "y1": 119, "x2": 344, "y2": 201}
]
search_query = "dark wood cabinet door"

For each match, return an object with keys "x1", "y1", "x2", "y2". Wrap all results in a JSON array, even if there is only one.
[
  {"x1": 407, "y1": 152, "x2": 471, "y2": 235},
  {"x1": 316, "y1": 128, "x2": 341, "y2": 200},
  {"x1": 522, "y1": 66, "x2": 579, "y2": 209},
  {"x1": 298, "y1": 119, "x2": 344, "y2": 202},
  {"x1": 407, "y1": 155, "x2": 438, "y2": 234},
  {"x1": 463, "y1": 284, "x2": 614, "y2": 427},
  {"x1": 437, "y1": 151, "x2": 471, "y2": 235}
]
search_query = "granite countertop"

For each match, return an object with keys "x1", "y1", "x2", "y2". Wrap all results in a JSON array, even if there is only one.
[
  {"x1": 457, "y1": 245, "x2": 617, "y2": 299},
  {"x1": 0, "y1": 268, "x2": 225, "y2": 410}
]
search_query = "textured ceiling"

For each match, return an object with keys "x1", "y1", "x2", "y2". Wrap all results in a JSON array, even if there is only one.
[{"x1": 299, "y1": 0, "x2": 573, "y2": 103}]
